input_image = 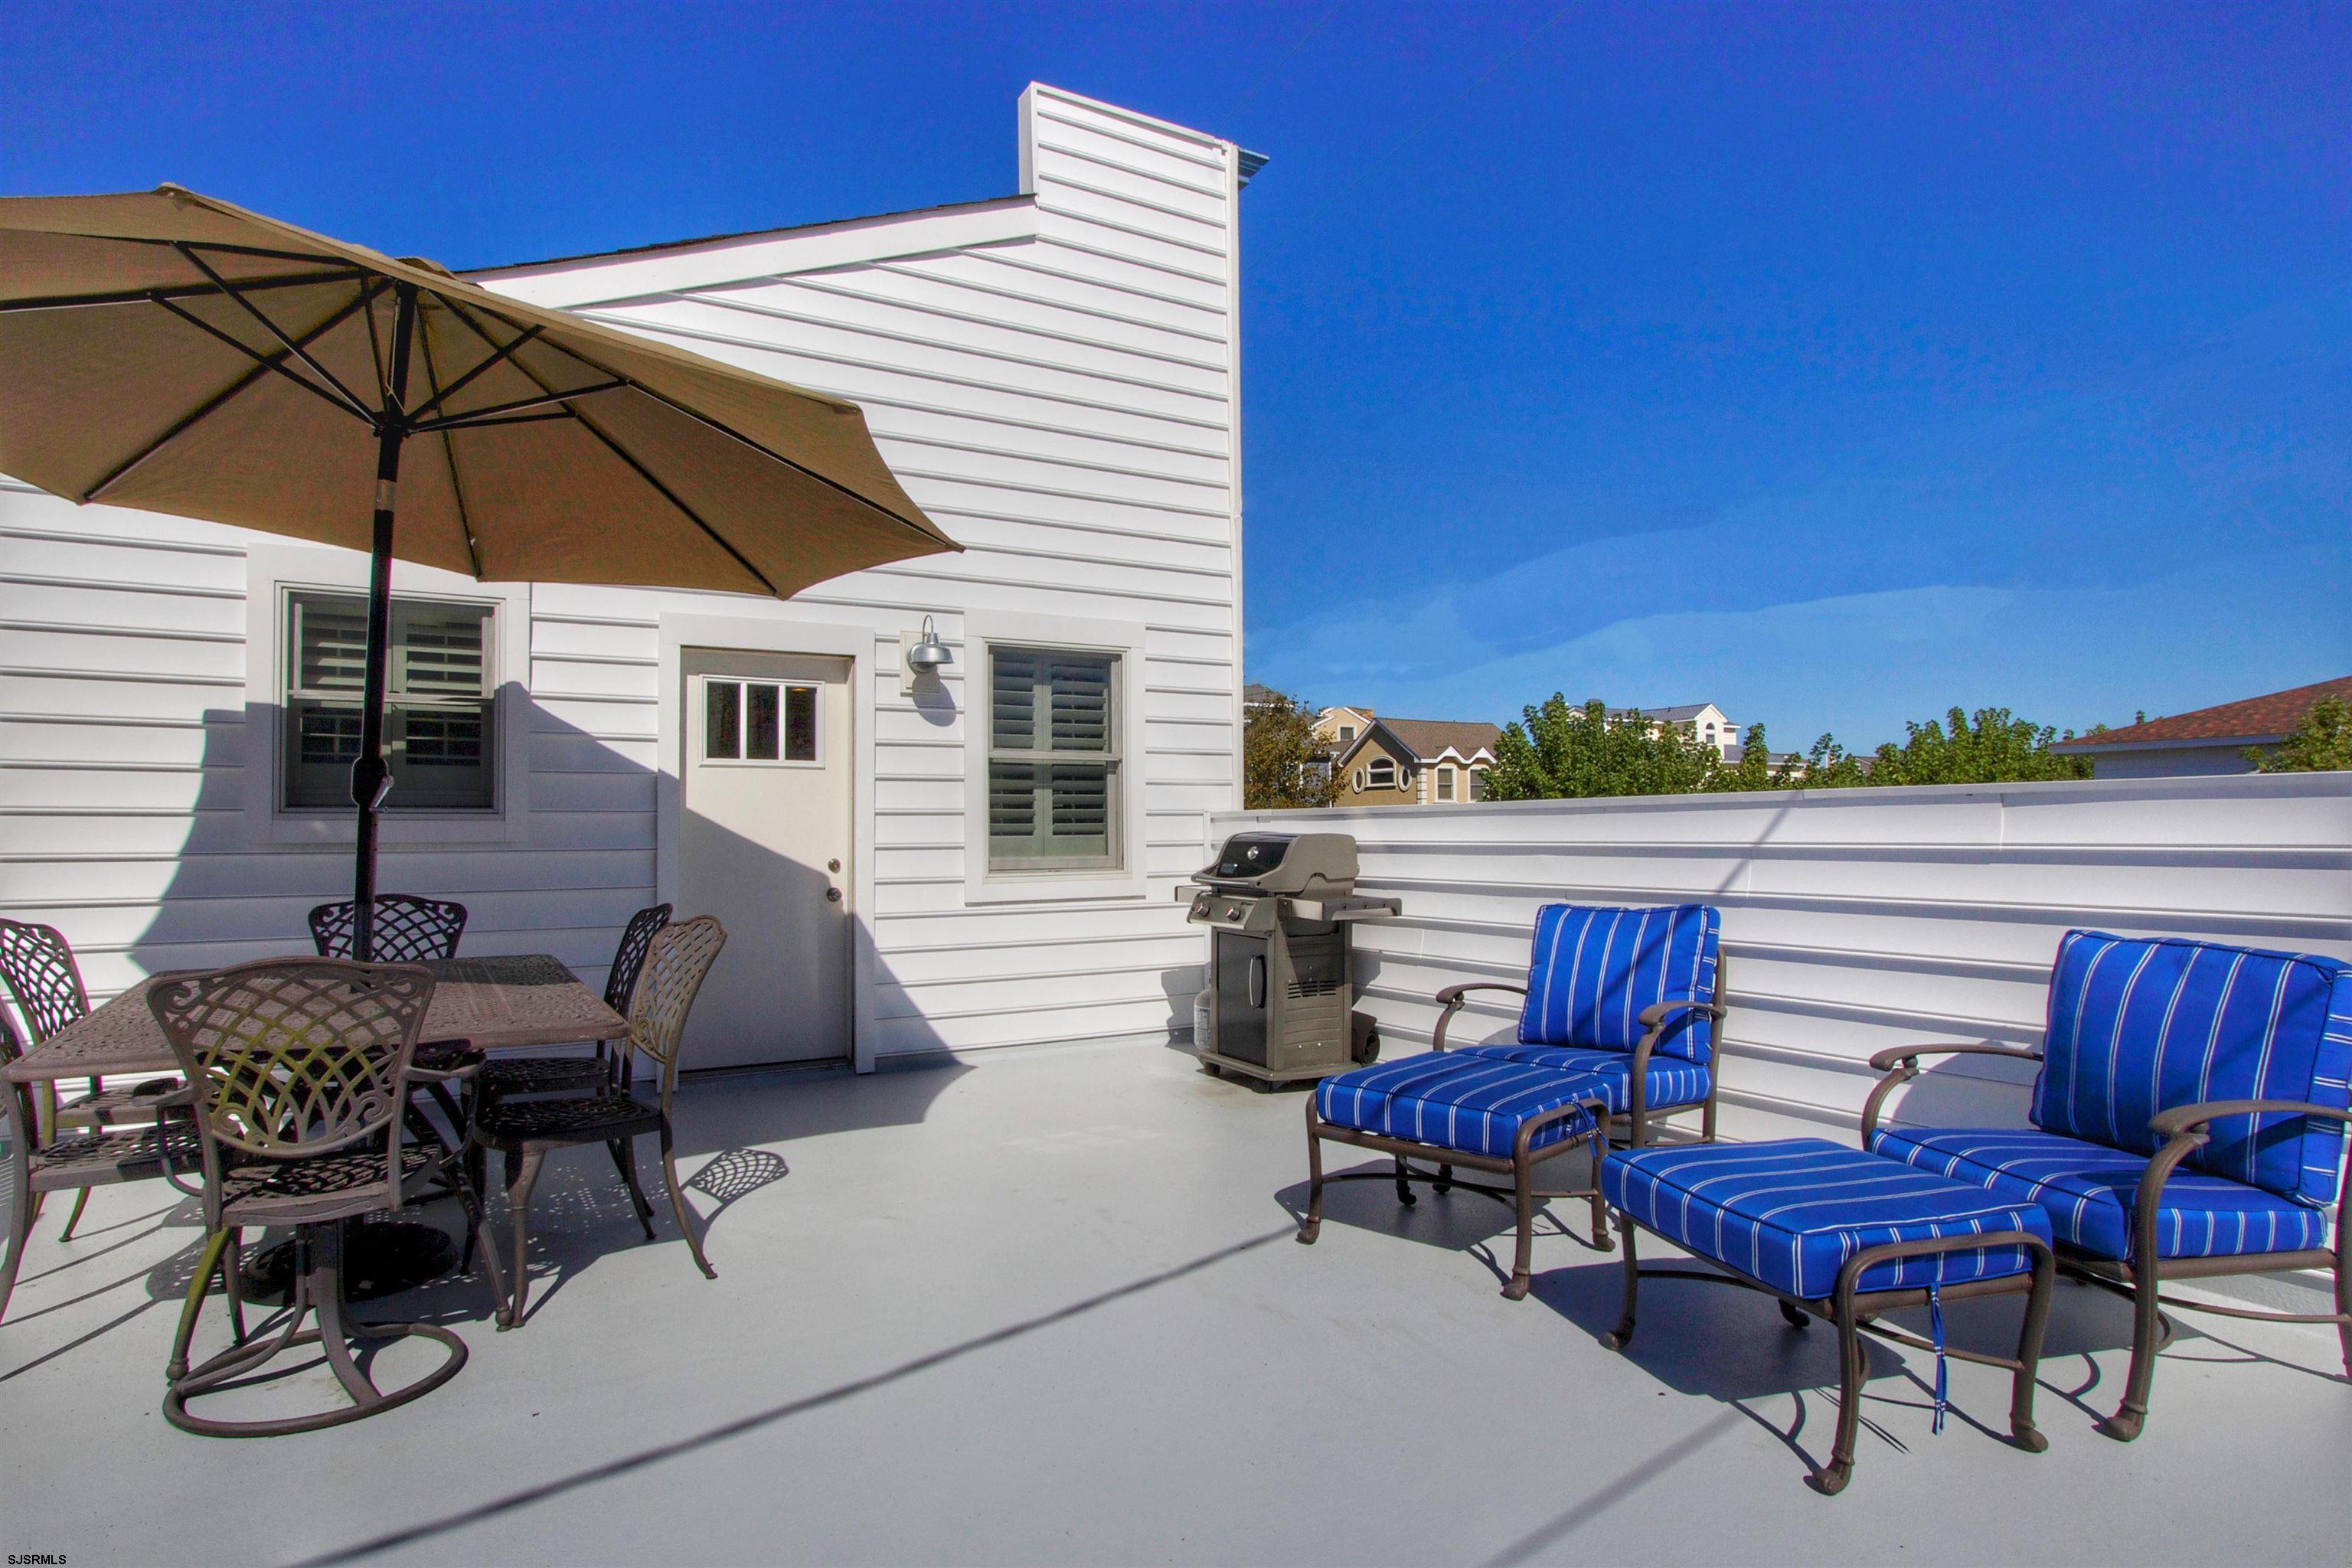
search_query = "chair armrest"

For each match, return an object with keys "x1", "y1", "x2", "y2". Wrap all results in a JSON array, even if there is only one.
[
  {"x1": 1432, "y1": 982, "x2": 1526, "y2": 1051},
  {"x1": 407, "y1": 1040, "x2": 484, "y2": 1084},
  {"x1": 1867, "y1": 1042, "x2": 2043, "y2": 1073},
  {"x1": 2147, "y1": 1099, "x2": 2350, "y2": 1139},
  {"x1": 1859, "y1": 1044, "x2": 2043, "y2": 1145},
  {"x1": 1637, "y1": 996, "x2": 1724, "y2": 1027}
]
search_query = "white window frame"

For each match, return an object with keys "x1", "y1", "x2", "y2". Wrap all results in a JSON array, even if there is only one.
[
  {"x1": 695, "y1": 675, "x2": 824, "y2": 768},
  {"x1": 1366, "y1": 756, "x2": 1397, "y2": 791},
  {"x1": 963, "y1": 610, "x2": 1148, "y2": 904},
  {"x1": 241, "y1": 541, "x2": 531, "y2": 848},
  {"x1": 1436, "y1": 765, "x2": 1455, "y2": 802}
]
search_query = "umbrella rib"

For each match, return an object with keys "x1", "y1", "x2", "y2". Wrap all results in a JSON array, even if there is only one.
[
  {"x1": 407, "y1": 325, "x2": 546, "y2": 422},
  {"x1": 416, "y1": 330, "x2": 486, "y2": 579},
  {"x1": 433, "y1": 295, "x2": 782, "y2": 596},
  {"x1": 172, "y1": 244, "x2": 378, "y2": 422},
  {"x1": 83, "y1": 282, "x2": 386, "y2": 504},
  {"x1": 449, "y1": 294, "x2": 952, "y2": 551},
  {"x1": 147, "y1": 293, "x2": 378, "y2": 428},
  {"x1": 410, "y1": 381, "x2": 626, "y2": 433},
  {"x1": 0, "y1": 268, "x2": 371, "y2": 314}
]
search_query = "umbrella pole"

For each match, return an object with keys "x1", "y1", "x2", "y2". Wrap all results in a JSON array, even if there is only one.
[{"x1": 349, "y1": 283, "x2": 420, "y2": 963}]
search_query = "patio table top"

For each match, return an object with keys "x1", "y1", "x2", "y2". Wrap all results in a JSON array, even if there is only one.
[{"x1": 2, "y1": 952, "x2": 627, "y2": 1084}]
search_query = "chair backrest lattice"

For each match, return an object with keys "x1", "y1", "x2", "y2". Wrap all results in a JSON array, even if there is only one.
[
  {"x1": 308, "y1": 896, "x2": 468, "y2": 965},
  {"x1": 0, "y1": 917, "x2": 93, "y2": 1045},
  {"x1": 1515, "y1": 903, "x2": 1723, "y2": 1063},
  {"x1": 147, "y1": 959, "x2": 433, "y2": 1165},
  {"x1": 605, "y1": 903, "x2": 674, "y2": 1015},
  {"x1": 626, "y1": 918, "x2": 726, "y2": 1096}
]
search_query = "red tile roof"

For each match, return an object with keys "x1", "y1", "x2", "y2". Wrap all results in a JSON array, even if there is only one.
[{"x1": 2053, "y1": 675, "x2": 2352, "y2": 750}]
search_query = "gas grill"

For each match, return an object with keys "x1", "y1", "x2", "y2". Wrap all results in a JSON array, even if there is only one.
[{"x1": 1183, "y1": 831, "x2": 1400, "y2": 1085}]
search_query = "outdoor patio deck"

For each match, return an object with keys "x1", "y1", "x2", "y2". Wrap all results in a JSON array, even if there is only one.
[{"x1": 4, "y1": 1037, "x2": 2344, "y2": 1566}]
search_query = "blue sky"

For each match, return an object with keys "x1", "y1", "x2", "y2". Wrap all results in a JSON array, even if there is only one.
[{"x1": 5, "y1": 2, "x2": 2345, "y2": 750}]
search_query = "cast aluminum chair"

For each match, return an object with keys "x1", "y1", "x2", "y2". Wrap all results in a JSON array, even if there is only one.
[
  {"x1": 474, "y1": 903, "x2": 671, "y2": 1109},
  {"x1": 1863, "y1": 929, "x2": 2351, "y2": 1440},
  {"x1": 1302, "y1": 903, "x2": 1726, "y2": 1298},
  {"x1": 472, "y1": 916, "x2": 727, "y2": 1328},
  {"x1": 308, "y1": 893, "x2": 469, "y2": 964},
  {"x1": 0, "y1": 917, "x2": 193, "y2": 1239},
  {"x1": 148, "y1": 958, "x2": 505, "y2": 1436},
  {"x1": 0, "y1": 1007, "x2": 202, "y2": 1322}
]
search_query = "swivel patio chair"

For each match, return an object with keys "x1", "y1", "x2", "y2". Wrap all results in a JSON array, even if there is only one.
[
  {"x1": 472, "y1": 916, "x2": 726, "y2": 1328},
  {"x1": 309, "y1": 893, "x2": 469, "y2": 963},
  {"x1": 1, "y1": 1007, "x2": 202, "y2": 1323},
  {"x1": 474, "y1": 903, "x2": 670, "y2": 1110},
  {"x1": 148, "y1": 958, "x2": 505, "y2": 1436},
  {"x1": 0, "y1": 916, "x2": 194, "y2": 1238},
  {"x1": 1863, "y1": 929, "x2": 2350, "y2": 1440},
  {"x1": 1303, "y1": 903, "x2": 1727, "y2": 1298}
]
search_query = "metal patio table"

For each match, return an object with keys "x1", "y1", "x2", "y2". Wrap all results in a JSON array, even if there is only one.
[{"x1": 5, "y1": 953, "x2": 626, "y2": 1295}]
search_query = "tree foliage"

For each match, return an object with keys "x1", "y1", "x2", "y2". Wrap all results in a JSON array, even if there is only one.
[
  {"x1": 1243, "y1": 690, "x2": 1340, "y2": 809},
  {"x1": 1485, "y1": 694, "x2": 2091, "y2": 802},
  {"x1": 2253, "y1": 696, "x2": 2352, "y2": 773}
]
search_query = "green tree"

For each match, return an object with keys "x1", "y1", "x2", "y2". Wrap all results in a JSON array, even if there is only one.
[
  {"x1": 2253, "y1": 696, "x2": 2352, "y2": 773},
  {"x1": 1857, "y1": 706, "x2": 2092, "y2": 785},
  {"x1": 1485, "y1": 696, "x2": 1730, "y2": 800},
  {"x1": 1787, "y1": 732, "x2": 1870, "y2": 789},
  {"x1": 1243, "y1": 690, "x2": 1340, "y2": 809}
]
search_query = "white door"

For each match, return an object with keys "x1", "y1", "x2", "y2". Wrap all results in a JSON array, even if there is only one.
[{"x1": 678, "y1": 648, "x2": 853, "y2": 1069}]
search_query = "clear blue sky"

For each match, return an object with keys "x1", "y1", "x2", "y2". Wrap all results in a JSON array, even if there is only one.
[{"x1": 6, "y1": 2, "x2": 2346, "y2": 750}]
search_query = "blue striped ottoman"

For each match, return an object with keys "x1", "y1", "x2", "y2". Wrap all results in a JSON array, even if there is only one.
[{"x1": 1599, "y1": 1138, "x2": 2058, "y2": 1494}]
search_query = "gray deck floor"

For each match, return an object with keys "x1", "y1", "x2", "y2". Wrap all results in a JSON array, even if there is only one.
[{"x1": 4, "y1": 1039, "x2": 2345, "y2": 1566}]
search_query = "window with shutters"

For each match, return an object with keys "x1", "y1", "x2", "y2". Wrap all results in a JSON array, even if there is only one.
[
  {"x1": 283, "y1": 590, "x2": 495, "y2": 811},
  {"x1": 987, "y1": 645, "x2": 1119, "y2": 871}
]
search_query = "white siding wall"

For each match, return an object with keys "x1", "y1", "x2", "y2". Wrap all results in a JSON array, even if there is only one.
[
  {"x1": 0, "y1": 85, "x2": 1245, "y2": 1062},
  {"x1": 1208, "y1": 775, "x2": 2352, "y2": 1134}
]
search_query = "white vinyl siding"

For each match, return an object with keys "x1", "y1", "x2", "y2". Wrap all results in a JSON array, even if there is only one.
[{"x1": 0, "y1": 85, "x2": 1243, "y2": 1062}]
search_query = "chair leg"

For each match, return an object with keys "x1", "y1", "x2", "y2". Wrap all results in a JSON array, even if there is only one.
[
  {"x1": 0, "y1": 1185, "x2": 41, "y2": 1325},
  {"x1": 2009, "y1": 1251, "x2": 2053, "y2": 1454},
  {"x1": 610, "y1": 1138, "x2": 656, "y2": 1240},
  {"x1": 1393, "y1": 1156, "x2": 1416, "y2": 1207},
  {"x1": 1779, "y1": 1298, "x2": 1811, "y2": 1330},
  {"x1": 56, "y1": 1187, "x2": 91, "y2": 1242},
  {"x1": 1297, "y1": 1103, "x2": 1325, "y2": 1245},
  {"x1": 660, "y1": 1126, "x2": 716, "y2": 1281},
  {"x1": 501, "y1": 1145, "x2": 546, "y2": 1330},
  {"x1": 2102, "y1": 1266, "x2": 2164, "y2": 1442},
  {"x1": 1434, "y1": 1162, "x2": 1453, "y2": 1194},
  {"x1": 309, "y1": 1225, "x2": 381, "y2": 1406},
  {"x1": 1602, "y1": 1212, "x2": 1640, "y2": 1349},
  {"x1": 222, "y1": 1225, "x2": 247, "y2": 1344},
  {"x1": 449, "y1": 1156, "x2": 508, "y2": 1321},
  {"x1": 1504, "y1": 1148, "x2": 1537, "y2": 1300},
  {"x1": 1818, "y1": 1293, "x2": 1866, "y2": 1495},
  {"x1": 168, "y1": 1228, "x2": 231, "y2": 1381}
]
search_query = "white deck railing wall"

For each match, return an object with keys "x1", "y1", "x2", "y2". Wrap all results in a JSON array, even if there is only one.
[{"x1": 1207, "y1": 773, "x2": 2352, "y2": 1137}]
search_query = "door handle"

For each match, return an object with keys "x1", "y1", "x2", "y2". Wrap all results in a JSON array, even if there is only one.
[
  {"x1": 825, "y1": 887, "x2": 842, "y2": 903},
  {"x1": 1247, "y1": 955, "x2": 1266, "y2": 1010}
]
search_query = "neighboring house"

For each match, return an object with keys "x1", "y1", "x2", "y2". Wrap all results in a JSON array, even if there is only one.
[
  {"x1": 1332, "y1": 717, "x2": 1501, "y2": 806},
  {"x1": 0, "y1": 84, "x2": 1259, "y2": 1071},
  {"x1": 2050, "y1": 675, "x2": 2352, "y2": 778},
  {"x1": 1312, "y1": 704, "x2": 1377, "y2": 750},
  {"x1": 1241, "y1": 682, "x2": 1282, "y2": 712},
  {"x1": 1607, "y1": 701, "x2": 1743, "y2": 759}
]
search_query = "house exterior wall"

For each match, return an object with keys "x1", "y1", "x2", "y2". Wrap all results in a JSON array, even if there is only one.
[
  {"x1": 1209, "y1": 773, "x2": 2352, "y2": 1132},
  {"x1": 1335, "y1": 737, "x2": 1417, "y2": 807},
  {"x1": 0, "y1": 83, "x2": 1246, "y2": 1066},
  {"x1": 2075, "y1": 742, "x2": 2266, "y2": 778}
]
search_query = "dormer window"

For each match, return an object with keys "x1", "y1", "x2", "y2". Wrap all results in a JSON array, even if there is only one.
[{"x1": 1366, "y1": 756, "x2": 1396, "y2": 790}]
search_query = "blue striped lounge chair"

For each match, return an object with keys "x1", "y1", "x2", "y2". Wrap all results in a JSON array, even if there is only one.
[
  {"x1": 1299, "y1": 903, "x2": 1727, "y2": 1298},
  {"x1": 1862, "y1": 929, "x2": 2352, "y2": 1441}
]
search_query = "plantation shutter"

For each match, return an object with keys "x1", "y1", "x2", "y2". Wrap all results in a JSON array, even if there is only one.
[
  {"x1": 284, "y1": 591, "x2": 495, "y2": 810},
  {"x1": 988, "y1": 647, "x2": 1119, "y2": 870}
]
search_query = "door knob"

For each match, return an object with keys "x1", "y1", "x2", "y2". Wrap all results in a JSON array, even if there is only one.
[{"x1": 825, "y1": 887, "x2": 842, "y2": 903}]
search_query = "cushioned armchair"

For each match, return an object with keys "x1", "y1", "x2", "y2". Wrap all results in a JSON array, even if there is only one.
[
  {"x1": 1863, "y1": 929, "x2": 2351, "y2": 1440},
  {"x1": 1302, "y1": 903, "x2": 1727, "y2": 1298}
]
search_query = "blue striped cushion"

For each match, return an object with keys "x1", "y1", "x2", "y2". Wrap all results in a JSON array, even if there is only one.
[
  {"x1": 1317, "y1": 1054, "x2": 1603, "y2": 1161},
  {"x1": 2031, "y1": 931, "x2": 2352, "y2": 1205},
  {"x1": 1870, "y1": 1125, "x2": 2333, "y2": 1262},
  {"x1": 1602, "y1": 1139, "x2": 2050, "y2": 1299},
  {"x1": 1452, "y1": 1042, "x2": 1710, "y2": 1116},
  {"x1": 1517, "y1": 904, "x2": 1721, "y2": 1063}
]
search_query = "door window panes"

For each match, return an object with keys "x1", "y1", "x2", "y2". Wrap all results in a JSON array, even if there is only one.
[{"x1": 704, "y1": 679, "x2": 818, "y2": 764}]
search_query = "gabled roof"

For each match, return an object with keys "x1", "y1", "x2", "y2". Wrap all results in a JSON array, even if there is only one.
[
  {"x1": 1335, "y1": 717, "x2": 1501, "y2": 769},
  {"x1": 1607, "y1": 703, "x2": 1729, "y2": 726},
  {"x1": 2051, "y1": 675, "x2": 2352, "y2": 751}
]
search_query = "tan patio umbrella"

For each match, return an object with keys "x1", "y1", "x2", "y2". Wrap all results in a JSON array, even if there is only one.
[{"x1": 0, "y1": 185, "x2": 959, "y2": 957}]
